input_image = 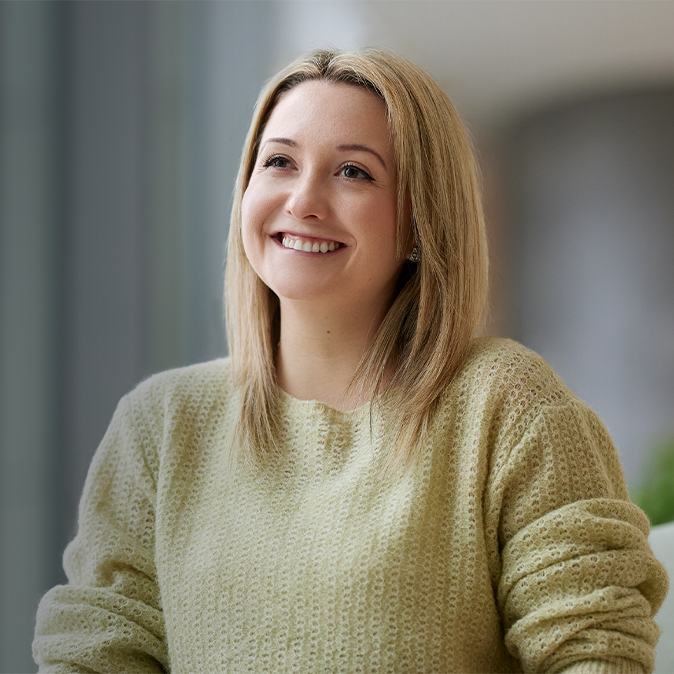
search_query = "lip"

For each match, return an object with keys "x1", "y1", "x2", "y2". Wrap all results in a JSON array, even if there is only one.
[{"x1": 272, "y1": 236, "x2": 345, "y2": 256}]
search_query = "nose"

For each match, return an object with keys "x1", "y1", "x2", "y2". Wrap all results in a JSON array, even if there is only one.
[{"x1": 285, "y1": 171, "x2": 329, "y2": 221}]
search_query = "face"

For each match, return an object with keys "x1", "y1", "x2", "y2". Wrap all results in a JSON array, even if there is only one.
[{"x1": 241, "y1": 80, "x2": 411, "y2": 315}]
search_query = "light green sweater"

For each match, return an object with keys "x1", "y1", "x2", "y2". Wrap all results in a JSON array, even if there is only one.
[{"x1": 34, "y1": 338, "x2": 668, "y2": 673}]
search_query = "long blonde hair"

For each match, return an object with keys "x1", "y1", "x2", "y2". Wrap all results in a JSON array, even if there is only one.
[{"x1": 225, "y1": 47, "x2": 488, "y2": 467}]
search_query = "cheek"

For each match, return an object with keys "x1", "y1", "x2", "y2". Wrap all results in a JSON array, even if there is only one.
[
  {"x1": 241, "y1": 178, "x2": 278, "y2": 238},
  {"x1": 368, "y1": 199, "x2": 399, "y2": 252},
  {"x1": 369, "y1": 199, "x2": 406, "y2": 281}
]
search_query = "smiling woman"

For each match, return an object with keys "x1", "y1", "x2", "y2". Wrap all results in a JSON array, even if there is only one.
[
  {"x1": 227, "y1": 49, "x2": 489, "y2": 462},
  {"x1": 33, "y1": 48, "x2": 668, "y2": 674}
]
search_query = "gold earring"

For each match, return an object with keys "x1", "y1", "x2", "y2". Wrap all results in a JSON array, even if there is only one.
[{"x1": 409, "y1": 247, "x2": 421, "y2": 263}]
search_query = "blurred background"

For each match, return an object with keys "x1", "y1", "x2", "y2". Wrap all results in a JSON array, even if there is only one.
[{"x1": 2, "y1": 1, "x2": 674, "y2": 671}]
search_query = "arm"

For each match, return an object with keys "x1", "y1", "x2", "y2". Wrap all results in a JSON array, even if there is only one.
[
  {"x1": 492, "y1": 401, "x2": 668, "y2": 674},
  {"x1": 33, "y1": 394, "x2": 168, "y2": 673}
]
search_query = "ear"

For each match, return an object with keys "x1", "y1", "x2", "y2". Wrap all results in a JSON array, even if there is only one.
[{"x1": 400, "y1": 198, "x2": 415, "y2": 259}]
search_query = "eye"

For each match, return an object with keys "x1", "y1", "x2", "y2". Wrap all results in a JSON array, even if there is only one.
[
  {"x1": 262, "y1": 155, "x2": 291, "y2": 169},
  {"x1": 340, "y1": 164, "x2": 374, "y2": 181}
]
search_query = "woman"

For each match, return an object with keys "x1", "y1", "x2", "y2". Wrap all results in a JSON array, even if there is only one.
[{"x1": 34, "y1": 48, "x2": 667, "y2": 673}]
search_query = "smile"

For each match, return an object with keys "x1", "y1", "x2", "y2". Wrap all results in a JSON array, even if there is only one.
[{"x1": 279, "y1": 233, "x2": 341, "y2": 254}]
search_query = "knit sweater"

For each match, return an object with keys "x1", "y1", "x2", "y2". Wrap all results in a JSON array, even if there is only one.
[{"x1": 34, "y1": 338, "x2": 668, "y2": 674}]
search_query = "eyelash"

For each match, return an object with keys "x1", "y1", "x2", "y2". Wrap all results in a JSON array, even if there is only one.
[
  {"x1": 262, "y1": 155, "x2": 291, "y2": 169},
  {"x1": 261, "y1": 155, "x2": 374, "y2": 182}
]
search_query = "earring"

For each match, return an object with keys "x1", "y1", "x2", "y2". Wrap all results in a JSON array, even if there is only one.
[{"x1": 409, "y1": 246, "x2": 421, "y2": 263}]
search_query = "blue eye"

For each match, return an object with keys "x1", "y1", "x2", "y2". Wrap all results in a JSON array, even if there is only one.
[
  {"x1": 263, "y1": 155, "x2": 290, "y2": 169},
  {"x1": 341, "y1": 164, "x2": 373, "y2": 181}
]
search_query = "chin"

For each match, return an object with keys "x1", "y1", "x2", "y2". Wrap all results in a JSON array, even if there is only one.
[
  {"x1": 272, "y1": 284, "x2": 331, "y2": 304},
  {"x1": 260, "y1": 268, "x2": 335, "y2": 303}
]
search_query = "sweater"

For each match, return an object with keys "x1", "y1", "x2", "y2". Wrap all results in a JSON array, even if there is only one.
[{"x1": 33, "y1": 338, "x2": 668, "y2": 674}]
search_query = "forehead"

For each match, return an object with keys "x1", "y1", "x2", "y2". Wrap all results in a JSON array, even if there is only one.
[{"x1": 262, "y1": 80, "x2": 391, "y2": 149}]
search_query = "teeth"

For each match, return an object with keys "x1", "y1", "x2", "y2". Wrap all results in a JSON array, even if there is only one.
[{"x1": 281, "y1": 234, "x2": 340, "y2": 254}]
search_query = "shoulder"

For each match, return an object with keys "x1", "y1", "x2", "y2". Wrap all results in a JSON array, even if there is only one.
[
  {"x1": 441, "y1": 337, "x2": 584, "y2": 449},
  {"x1": 455, "y1": 336, "x2": 574, "y2": 407},
  {"x1": 117, "y1": 357, "x2": 237, "y2": 445}
]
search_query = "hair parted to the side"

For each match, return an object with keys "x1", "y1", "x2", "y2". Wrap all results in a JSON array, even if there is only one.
[{"x1": 225, "y1": 47, "x2": 488, "y2": 468}]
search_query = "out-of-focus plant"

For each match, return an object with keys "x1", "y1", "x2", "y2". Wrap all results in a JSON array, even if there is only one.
[{"x1": 631, "y1": 436, "x2": 674, "y2": 526}]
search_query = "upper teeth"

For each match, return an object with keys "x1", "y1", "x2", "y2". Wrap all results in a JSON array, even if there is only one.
[{"x1": 282, "y1": 235, "x2": 338, "y2": 253}]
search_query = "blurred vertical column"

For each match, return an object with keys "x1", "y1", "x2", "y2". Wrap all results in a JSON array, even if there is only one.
[
  {"x1": 0, "y1": 2, "x2": 66, "y2": 672},
  {"x1": 506, "y1": 89, "x2": 674, "y2": 484},
  {"x1": 63, "y1": 0, "x2": 151, "y2": 552}
]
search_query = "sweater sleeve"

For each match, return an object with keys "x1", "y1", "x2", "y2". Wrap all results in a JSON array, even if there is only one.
[
  {"x1": 493, "y1": 400, "x2": 668, "y2": 674},
  {"x1": 33, "y1": 394, "x2": 168, "y2": 673}
]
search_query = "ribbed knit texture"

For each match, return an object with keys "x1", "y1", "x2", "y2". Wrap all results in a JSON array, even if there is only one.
[{"x1": 34, "y1": 338, "x2": 668, "y2": 673}]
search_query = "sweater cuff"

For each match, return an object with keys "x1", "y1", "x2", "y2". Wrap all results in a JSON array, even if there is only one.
[{"x1": 559, "y1": 659, "x2": 645, "y2": 674}]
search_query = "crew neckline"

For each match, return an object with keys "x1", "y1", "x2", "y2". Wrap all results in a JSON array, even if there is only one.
[{"x1": 276, "y1": 385, "x2": 394, "y2": 422}]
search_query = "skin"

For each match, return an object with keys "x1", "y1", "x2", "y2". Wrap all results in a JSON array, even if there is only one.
[{"x1": 241, "y1": 80, "x2": 412, "y2": 410}]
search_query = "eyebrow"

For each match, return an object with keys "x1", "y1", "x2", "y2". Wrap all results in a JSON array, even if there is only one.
[
  {"x1": 261, "y1": 137, "x2": 297, "y2": 150},
  {"x1": 260, "y1": 138, "x2": 388, "y2": 171},
  {"x1": 337, "y1": 144, "x2": 387, "y2": 170}
]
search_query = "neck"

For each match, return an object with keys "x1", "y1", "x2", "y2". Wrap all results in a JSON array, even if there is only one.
[{"x1": 276, "y1": 297, "x2": 390, "y2": 411}]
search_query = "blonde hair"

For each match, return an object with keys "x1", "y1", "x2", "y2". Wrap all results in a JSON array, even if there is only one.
[{"x1": 225, "y1": 47, "x2": 488, "y2": 467}]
